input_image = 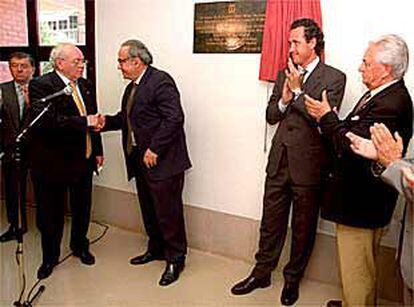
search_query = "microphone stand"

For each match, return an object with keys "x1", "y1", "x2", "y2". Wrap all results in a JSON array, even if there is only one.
[{"x1": 12, "y1": 101, "x2": 54, "y2": 307}]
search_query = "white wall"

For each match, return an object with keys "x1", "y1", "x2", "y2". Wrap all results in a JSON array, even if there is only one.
[{"x1": 94, "y1": 0, "x2": 414, "y2": 224}]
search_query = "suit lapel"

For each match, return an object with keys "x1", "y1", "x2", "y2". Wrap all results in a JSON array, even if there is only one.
[
  {"x1": 77, "y1": 79, "x2": 93, "y2": 114},
  {"x1": 130, "y1": 66, "x2": 153, "y2": 114},
  {"x1": 3, "y1": 82, "x2": 20, "y2": 130},
  {"x1": 303, "y1": 62, "x2": 323, "y2": 94}
]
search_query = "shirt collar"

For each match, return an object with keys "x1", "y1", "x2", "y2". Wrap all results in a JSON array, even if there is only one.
[
  {"x1": 301, "y1": 56, "x2": 320, "y2": 76},
  {"x1": 56, "y1": 70, "x2": 75, "y2": 86},
  {"x1": 133, "y1": 67, "x2": 147, "y2": 86},
  {"x1": 369, "y1": 79, "x2": 400, "y2": 98}
]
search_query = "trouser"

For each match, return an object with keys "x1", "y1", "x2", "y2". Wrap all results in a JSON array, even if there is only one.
[
  {"x1": 336, "y1": 223, "x2": 383, "y2": 307},
  {"x1": 253, "y1": 150, "x2": 320, "y2": 283},
  {"x1": 32, "y1": 170, "x2": 93, "y2": 264},
  {"x1": 2, "y1": 162, "x2": 28, "y2": 231},
  {"x1": 134, "y1": 164, "x2": 187, "y2": 263}
]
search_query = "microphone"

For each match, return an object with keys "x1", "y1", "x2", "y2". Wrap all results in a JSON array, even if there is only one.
[{"x1": 38, "y1": 85, "x2": 73, "y2": 102}]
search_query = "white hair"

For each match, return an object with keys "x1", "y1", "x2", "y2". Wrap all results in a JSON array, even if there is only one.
[
  {"x1": 371, "y1": 34, "x2": 409, "y2": 79},
  {"x1": 49, "y1": 42, "x2": 77, "y2": 68}
]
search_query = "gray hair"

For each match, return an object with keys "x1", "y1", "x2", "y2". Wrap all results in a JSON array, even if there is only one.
[
  {"x1": 49, "y1": 42, "x2": 76, "y2": 69},
  {"x1": 121, "y1": 39, "x2": 153, "y2": 65},
  {"x1": 372, "y1": 34, "x2": 409, "y2": 79}
]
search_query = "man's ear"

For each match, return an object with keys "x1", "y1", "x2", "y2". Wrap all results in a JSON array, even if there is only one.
[{"x1": 309, "y1": 37, "x2": 317, "y2": 50}]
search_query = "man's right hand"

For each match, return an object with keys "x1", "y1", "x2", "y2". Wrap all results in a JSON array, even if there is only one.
[{"x1": 87, "y1": 113, "x2": 106, "y2": 131}]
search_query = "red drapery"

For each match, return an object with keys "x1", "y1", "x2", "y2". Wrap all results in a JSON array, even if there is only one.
[{"x1": 259, "y1": 0, "x2": 322, "y2": 81}]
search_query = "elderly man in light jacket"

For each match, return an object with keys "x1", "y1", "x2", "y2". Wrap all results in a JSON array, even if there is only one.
[{"x1": 347, "y1": 123, "x2": 413, "y2": 305}]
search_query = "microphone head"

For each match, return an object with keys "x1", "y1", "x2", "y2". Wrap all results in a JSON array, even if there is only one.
[{"x1": 63, "y1": 85, "x2": 73, "y2": 96}]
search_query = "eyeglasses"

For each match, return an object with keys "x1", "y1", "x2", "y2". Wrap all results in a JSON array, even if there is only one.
[{"x1": 117, "y1": 57, "x2": 136, "y2": 65}]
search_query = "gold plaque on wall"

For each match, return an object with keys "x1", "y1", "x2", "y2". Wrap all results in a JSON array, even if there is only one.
[{"x1": 193, "y1": 1, "x2": 266, "y2": 53}]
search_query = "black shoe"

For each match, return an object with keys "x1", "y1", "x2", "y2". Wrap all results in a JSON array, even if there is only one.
[
  {"x1": 0, "y1": 227, "x2": 17, "y2": 242},
  {"x1": 73, "y1": 250, "x2": 95, "y2": 265},
  {"x1": 37, "y1": 262, "x2": 56, "y2": 279},
  {"x1": 280, "y1": 281, "x2": 299, "y2": 306},
  {"x1": 326, "y1": 299, "x2": 342, "y2": 307},
  {"x1": 130, "y1": 251, "x2": 164, "y2": 265},
  {"x1": 230, "y1": 274, "x2": 271, "y2": 295},
  {"x1": 158, "y1": 262, "x2": 184, "y2": 286}
]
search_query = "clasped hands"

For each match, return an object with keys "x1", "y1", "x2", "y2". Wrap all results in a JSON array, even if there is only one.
[{"x1": 87, "y1": 114, "x2": 106, "y2": 131}]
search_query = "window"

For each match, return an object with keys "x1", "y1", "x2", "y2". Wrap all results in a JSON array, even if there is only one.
[
  {"x1": 69, "y1": 16, "x2": 78, "y2": 29},
  {"x1": 0, "y1": 0, "x2": 96, "y2": 94}
]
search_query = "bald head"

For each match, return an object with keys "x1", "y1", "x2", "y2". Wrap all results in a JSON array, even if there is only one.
[{"x1": 50, "y1": 43, "x2": 86, "y2": 81}]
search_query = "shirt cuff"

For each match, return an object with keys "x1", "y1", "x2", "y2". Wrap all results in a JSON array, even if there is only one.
[{"x1": 278, "y1": 99, "x2": 288, "y2": 113}]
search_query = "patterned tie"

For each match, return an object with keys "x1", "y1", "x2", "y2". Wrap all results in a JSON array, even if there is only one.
[
  {"x1": 126, "y1": 82, "x2": 138, "y2": 155},
  {"x1": 16, "y1": 84, "x2": 25, "y2": 120},
  {"x1": 69, "y1": 82, "x2": 92, "y2": 159},
  {"x1": 354, "y1": 91, "x2": 372, "y2": 113}
]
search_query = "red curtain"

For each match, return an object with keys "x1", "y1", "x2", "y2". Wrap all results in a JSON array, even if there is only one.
[{"x1": 259, "y1": 0, "x2": 322, "y2": 81}]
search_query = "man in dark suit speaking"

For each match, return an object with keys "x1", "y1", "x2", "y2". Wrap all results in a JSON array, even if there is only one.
[
  {"x1": 99, "y1": 39, "x2": 191, "y2": 286},
  {"x1": 28, "y1": 43, "x2": 103, "y2": 279},
  {"x1": 231, "y1": 18, "x2": 346, "y2": 306}
]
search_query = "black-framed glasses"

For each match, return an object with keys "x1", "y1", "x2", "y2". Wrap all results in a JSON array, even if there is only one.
[{"x1": 117, "y1": 56, "x2": 137, "y2": 65}]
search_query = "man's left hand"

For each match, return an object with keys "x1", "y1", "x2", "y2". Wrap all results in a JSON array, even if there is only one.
[
  {"x1": 143, "y1": 148, "x2": 158, "y2": 168},
  {"x1": 346, "y1": 132, "x2": 378, "y2": 160},
  {"x1": 304, "y1": 90, "x2": 332, "y2": 122},
  {"x1": 96, "y1": 156, "x2": 104, "y2": 168}
]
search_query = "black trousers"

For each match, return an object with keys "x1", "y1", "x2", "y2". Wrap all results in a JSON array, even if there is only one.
[
  {"x1": 31, "y1": 170, "x2": 92, "y2": 264},
  {"x1": 2, "y1": 162, "x2": 27, "y2": 231},
  {"x1": 133, "y1": 163, "x2": 187, "y2": 263},
  {"x1": 252, "y1": 149, "x2": 320, "y2": 283}
]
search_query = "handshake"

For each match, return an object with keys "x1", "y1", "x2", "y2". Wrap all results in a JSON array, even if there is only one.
[{"x1": 87, "y1": 113, "x2": 106, "y2": 131}]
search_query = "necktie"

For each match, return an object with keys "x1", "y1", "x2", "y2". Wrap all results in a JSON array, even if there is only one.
[
  {"x1": 16, "y1": 84, "x2": 25, "y2": 120},
  {"x1": 354, "y1": 91, "x2": 372, "y2": 112},
  {"x1": 301, "y1": 69, "x2": 308, "y2": 84},
  {"x1": 69, "y1": 82, "x2": 92, "y2": 159},
  {"x1": 126, "y1": 83, "x2": 138, "y2": 155}
]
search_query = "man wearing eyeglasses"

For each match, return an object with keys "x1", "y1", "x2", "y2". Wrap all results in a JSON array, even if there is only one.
[
  {"x1": 27, "y1": 43, "x2": 103, "y2": 279},
  {"x1": 99, "y1": 39, "x2": 191, "y2": 286},
  {"x1": 0, "y1": 52, "x2": 35, "y2": 243}
]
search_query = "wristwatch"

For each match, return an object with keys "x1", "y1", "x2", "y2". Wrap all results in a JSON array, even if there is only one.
[
  {"x1": 292, "y1": 88, "x2": 303, "y2": 98},
  {"x1": 371, "y1": 162, "x2": 386, "y2": 177}
]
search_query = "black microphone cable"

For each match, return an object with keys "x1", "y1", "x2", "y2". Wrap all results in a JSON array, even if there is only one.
[{"x1": 18, "y1": 204, "x2": 110, "y2": 306}]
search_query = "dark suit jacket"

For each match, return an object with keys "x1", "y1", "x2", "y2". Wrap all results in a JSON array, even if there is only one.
[
  {"x1": 105, "y1": 66, "x2": 191, "y2": 181},
  {"x1": 27, "y1": 71, "x2": 103, "y2": 182},
  {"x1": 0, "y1": 81, "x2": 29, "y2": 163},
  {"x1": 319, "y1": 79, "x2": 413, "y2": 228},
  {"x1": 266, "y1": 62, "x2": 346, "y2": 185}
]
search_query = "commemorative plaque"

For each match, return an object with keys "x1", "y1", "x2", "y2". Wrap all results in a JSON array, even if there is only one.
[{"x1": 193, "y1": 1, "x2": 266, "y2": 53}]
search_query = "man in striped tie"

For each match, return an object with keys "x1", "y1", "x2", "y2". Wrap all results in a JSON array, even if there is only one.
[{"x1": 28, "y1": 43, "x2": 103, "y2": 279}]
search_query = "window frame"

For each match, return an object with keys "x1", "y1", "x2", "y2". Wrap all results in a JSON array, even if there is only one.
[{"x1": 0, "y1": 0, "x2": 96, "y2": 97}]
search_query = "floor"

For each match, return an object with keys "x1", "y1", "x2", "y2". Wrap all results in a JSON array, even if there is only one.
[{"x1": 0, "y1": 206, "x2": 393, "y2": 307}]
